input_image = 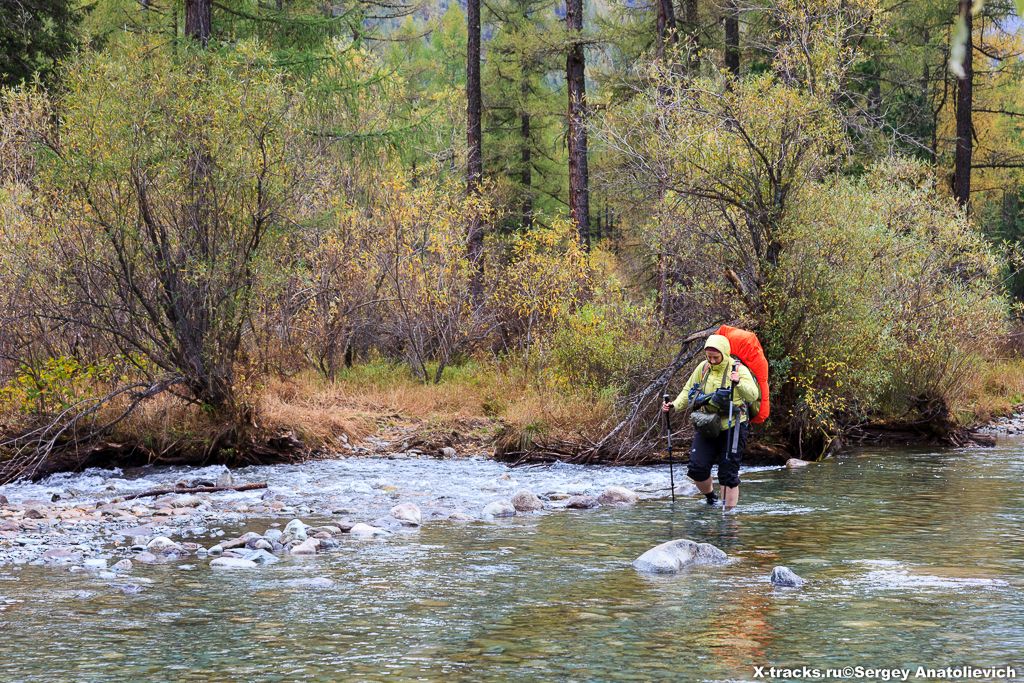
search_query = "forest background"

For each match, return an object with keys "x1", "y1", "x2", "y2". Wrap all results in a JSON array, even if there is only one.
[{"x1": 2, "y1": 0, "x2": 1024, "y2": 481}]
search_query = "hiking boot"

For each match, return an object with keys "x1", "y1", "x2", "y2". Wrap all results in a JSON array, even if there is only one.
[{"x1": 704, "y1": 491, "x2": 719, "y2": 506}]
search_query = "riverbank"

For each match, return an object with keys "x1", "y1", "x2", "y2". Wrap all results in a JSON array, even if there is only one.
[
  {"x1": 1, "y1": 443, "x2": 1021, "y2": 681},
  {"x1": 0, "y1": 454, "x2": 712, "y2": 569}
]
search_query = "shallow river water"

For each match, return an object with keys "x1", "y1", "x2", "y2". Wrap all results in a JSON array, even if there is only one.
[{"x1": 2, "y1": 441, "x2": 1023, "y2": 682}]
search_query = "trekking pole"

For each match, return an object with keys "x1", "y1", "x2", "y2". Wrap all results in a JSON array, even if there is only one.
[
  {"x1": 663, "y1": 393, "x2": 676, "y2": 503},
  {"x1": 723, "y1": 364, "x2": 739, "y2": 513}
]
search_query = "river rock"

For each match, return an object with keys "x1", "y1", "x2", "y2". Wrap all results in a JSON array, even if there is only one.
[
  {"x1": 207, "y1": 544, "x2": 224, "y2": 556},
  {"x1": 441, "y1": 447, "x2": 457, "y2": 458},
  {"x1": 390, "y1": 503, "x2": 422, "y2": 526},
  {"x1": 283, "y1": 519, "x2": 308, "y2": 542},
  {"x1": 769, "y1": 566, "x2": 806, "y2": 587},
  {"x1": 82, "y1": 558, "x2": 107, "y2": 571},
  {"x1": 263, "y1": 529, "x2": 283, "y2": 543},
  {"x1": 221, "y1": 532, "x2": 262, "y2": 550},
  {"x1": 511, "y1": 489, "x2": 544, "y2": 512},
  {"x1": 350, "y1": 523, "x2": 389, "y2": 539},
  {"x1": 146, "y1": 537, "x2": 182, "y2": 554},
  {"x1": 41, "y1": 548, "x2": 82, "y2": 565},
  {"x1": 243, "y1": 549, "x2": 280, "y2": 565},
  {"x1": 597, "y1": 486, "x2": 639, "y2": 506},
  {"x1": 289, "y1": 539, "x2": 319, "y2": 556},
  {"x1": 210, "y1": 557, "x2": 257, "y2": 569},
  {"x1": 565, "y1": 495, "x2": 599, "y2": 510},
  {"x1": 482, "y1": 501, "x2": 516, "y2": 518},
  {"x1": 633, "y1": 539, "x2": 728, "y2": 574},
  {"x1": 134, "y1": 552, "x2": 159, "y2": 564},
  {"x1": 111, "y1": 559, "x2": 133, "y2": 572},
  {"x1": 24, "y1": 506, "x2": 47, "y2": 519},
  {"x1": 447, "y1": 512, "x2": 474, "y2": 522},
  {"x1": 252, "y1": 539, "x2": 273, "y2": 551},
  {"x1": 786, "y1": 458, "x2": 811, "y2": 468}
]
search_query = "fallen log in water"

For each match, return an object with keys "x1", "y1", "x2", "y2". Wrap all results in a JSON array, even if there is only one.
[{"x1": 120, "y1": 482, "x2": 268, "y2": 500}]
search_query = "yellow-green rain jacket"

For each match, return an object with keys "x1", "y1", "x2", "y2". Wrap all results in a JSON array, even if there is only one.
[{"x1": 670, "y1": 334, "x2": 760, "y2": 429}]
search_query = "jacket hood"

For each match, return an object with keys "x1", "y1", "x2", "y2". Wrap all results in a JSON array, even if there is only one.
[{"x1": 704, "y1": 334, "x2": 732, "y2": 366}]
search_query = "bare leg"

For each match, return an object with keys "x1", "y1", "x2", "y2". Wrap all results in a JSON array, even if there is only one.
[
  {"x1": 721, "y1": 485, "x2": 739, "y2": 510},
  {"x1": 693, "y1": 477, "x2": 713, "y2": 494}
]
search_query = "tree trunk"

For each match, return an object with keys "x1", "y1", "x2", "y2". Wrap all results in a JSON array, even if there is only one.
[
  {"x1": 467, "y1": 0, "x2": 485, "y2": 298},
  {"x1": 520, "y1": 94, "x2": 533, "y2": 226},
  {"x1": 953, "y1": 0, "x2": 972, "y2": 208},
  {"x1": 656, "y1": 0, "x2": 678, "y2": 58},
  {"x1": 184, "y1": 0, "x2": 212, "y2": 46},
  {"x1": 566, "y1": 0, "x2": 591, "y2": 249},
  {"x1": 724, "y1": 0, "x2": 739, "y2": 76}
]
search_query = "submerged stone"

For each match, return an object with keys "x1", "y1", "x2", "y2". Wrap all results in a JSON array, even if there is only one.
[
  {"x1": 350, "y1": 523, "x2": 389, "y2": 539},
  {"x1": 210, "y1": 557, "x2": 257, "y2": 569},
  {"x1": 632, "y1": 539, "x2": 728, "y2": 574},
  {"x1": 482, "y1": 501, "x2": 516, "y2": 518}
]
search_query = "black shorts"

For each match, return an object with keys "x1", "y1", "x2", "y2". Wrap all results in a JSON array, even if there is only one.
[{"x1": 687, "y1": 421, "x2": 748, "y2": 488}]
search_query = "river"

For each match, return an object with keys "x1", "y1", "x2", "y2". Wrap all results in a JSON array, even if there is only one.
[{"x1": 1, "y1": 441, "x2": 1022, "y2": 681}]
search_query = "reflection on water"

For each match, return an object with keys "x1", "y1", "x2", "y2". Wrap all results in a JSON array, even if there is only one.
[{"x1": 2, "y1": 443, "x2": 1024, "y2": 681}]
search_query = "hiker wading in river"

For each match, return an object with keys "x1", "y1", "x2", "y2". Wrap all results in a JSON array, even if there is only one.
[{"x1": 663, "y1": 334, "x2": 759, "y2": 511}]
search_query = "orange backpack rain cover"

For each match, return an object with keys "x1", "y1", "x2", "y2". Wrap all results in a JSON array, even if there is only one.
[{"x1": 717, "y1": 325, "x2": 770, "y2": 424}]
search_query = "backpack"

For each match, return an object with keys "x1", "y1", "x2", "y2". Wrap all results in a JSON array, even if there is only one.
[{"x1": 716, "y1": 325, "x2": 771, "y2": 424}]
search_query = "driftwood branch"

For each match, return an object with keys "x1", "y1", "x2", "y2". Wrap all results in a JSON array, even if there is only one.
[{"x1": 120, "y1": 482, "x2": 268, "y2": 501}]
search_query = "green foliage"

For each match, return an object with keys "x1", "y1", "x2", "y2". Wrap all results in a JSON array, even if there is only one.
[
  {"x1": 0, "y1": 357, "x2": 120, "y2": 416},
  {"x1": 763, "y1": 157, "x2": 1006, "y2": 441},
  {"x1": 545, "y1": 301, "x2": 663, "y2": 396},
  {"x1": 0, "y1": 0, "x2": 80, "y2": 87}
]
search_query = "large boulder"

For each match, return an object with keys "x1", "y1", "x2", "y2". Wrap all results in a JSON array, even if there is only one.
[
  {"x1": 769, "y1": 566, "x2": 806, "y2": 587},
  {"x1": 390, "y1": 503, "x2": 422, "y2": 527},
  {"x1": 597, "y1": 486, "x2": 639, "y2": 506},
  {"x1": 482, "y1": 501, "x2": 516, "y2": 518},
  {"x1": 511, "y1": 489, "x2": 544, "y2": 513},
  {"x1": 633, "y1": 539, "x2": 728, "y2": 574},
  {"x1": 786, "y1": 458, "x2": 811, "y2": 469}
]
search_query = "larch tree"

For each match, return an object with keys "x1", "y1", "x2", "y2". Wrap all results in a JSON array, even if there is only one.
[{"x1": 566, "y1": 0, "x2": 591, "y2": 249}]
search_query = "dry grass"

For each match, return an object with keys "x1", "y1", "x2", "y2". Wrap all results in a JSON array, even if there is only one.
[
  {"x1": 258, "y1": 362, "x2": 617, "y2": 451},
  {"x1": 953, "y1": 356, "x2": 1024, "y2": 425}
]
